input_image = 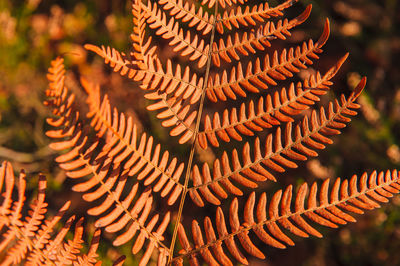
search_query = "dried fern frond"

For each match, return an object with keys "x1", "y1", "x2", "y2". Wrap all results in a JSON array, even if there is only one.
[
  {"x1": 0, "y1": 161, "x2": 120, "y2": 266},
  {"x1": 42, "y1": 0, "x2": 400, "y2": 265},
  {"x1": 200, "y1": 0, "x2": 248, "y2": 9},
  {"x1": 215, "y1": 0, "x2": 298, "y2": 34},
  {"x1": 212, "y1": 5, "x2": 312, "y2": 67},
  {"x1": 45, "y1": 57, "x2": 172, "y2": 265},
  {"x1": 176, "y1": 169, "x2": 400, "y2": 265},
  {"x1": 199, "y1": 53, "x2": 349, "y2": 149},
  {"x1": 190, "y1": 78, "x2": 366, "y2": 206},
  {"x1": 207, "y1": 19, "x2": 330, "y2": 102},
  {"x1": 143, "y1": 1, "x2": 210, "y2": 67},
  {"x1": 159, "y1": 0, "x2": 215, "y2": 35},
  {"x1": 82, "y1": 77, "x2": 184, "y2": 205}
]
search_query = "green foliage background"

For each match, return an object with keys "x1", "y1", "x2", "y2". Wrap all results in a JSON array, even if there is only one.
[{"x1": 0, "y1": 0, "x2": 399, "y2": 265}]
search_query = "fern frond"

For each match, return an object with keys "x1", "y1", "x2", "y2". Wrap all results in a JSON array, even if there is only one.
[
  {"x1": 84, "y1": 0, "x2": 156, "y2": 80},
  {"x1": 141, "y1": 58, "x2": 203, "y2": 103},
  {"x1": 146, "y1": 94, "x2": 198, "y2": 144},
  {"x1": 176, "y1": 169, "x2": 400, "y2": 265},
  {"x1": 215, "y1": 0, "x2": 298, "y2": 34},
  {"x1": 45, "y1": 58, "x2": 171, "y2": 264},
  {"x1": 132, "y1": 0, "x2": 156, "y2": 63},
  {"x1": 85, "y1": 44, "x2": 204, "y2": 106},
  {"x1": 143, "y1": 1, "x2": 209, "y2": 67},
  {"x1": 199, "y1": 0, "x2": 247, "y2": 9},
  {"x1": 159, "y1": 0, "x2": 214, "y2": 35},
  {"x1": 207, "y1": 19, "x2": 330, "y2": 102},
  {"x1": 199, "y1": 53, "x2": 348, "y2": 149},
  {"x1": 84, "y1": 44, "x2": 147, "y2": 81},
  {"x1": 190, "y1": 78, "x2": 366, "y2": 206},
  {"x1": 82, "y1": 77, "x2": 185, "y2": 204},
  {"x1": 212, "y1": 5, "x2": 312, "y2": 67},
  {"x1": 0, "y1": 161, "x2": 113, "y2": 266}
]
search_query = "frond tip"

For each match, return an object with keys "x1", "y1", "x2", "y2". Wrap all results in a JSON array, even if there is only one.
[{"x1": 176, "y1": 170, "x2": 400, "y2": 265}]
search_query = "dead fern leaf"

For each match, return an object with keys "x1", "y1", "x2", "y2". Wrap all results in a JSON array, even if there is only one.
[
  {"x1": 45, "y1": 57, "x2": 172, "y2": 265},
  {"x1": 199, "y1": 53, "x2": 349, "y2": 149},
  {"x1": 190, "y1": 78, "x2": 366, "y2": 206},
  {"x1": 207, "y1": 19, "x2": 330, "y2": 102},
  {"x1": 41, "y1": 0, "x2": 400, "y2": 265},
  {"x1": 176, "y1": 170, "x2": 400, "y2": 265},
  {"x1": 212, "y1": 5, "x2": 312, "y2": 67},
  {"x1": 215, "y1": 0, "x2": 298, "y2": 34},
  {"x1": 0, "y1": 161, "x2": 120, "y2": 266}
]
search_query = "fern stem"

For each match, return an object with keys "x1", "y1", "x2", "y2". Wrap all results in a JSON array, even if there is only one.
[{"x1": 168, "y1": 1, "x2": 219, "y2": 264}]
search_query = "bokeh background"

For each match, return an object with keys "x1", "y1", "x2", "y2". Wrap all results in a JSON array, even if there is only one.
[{"x1": 0, "y1": 0, "x2": 400, "y2": 265}]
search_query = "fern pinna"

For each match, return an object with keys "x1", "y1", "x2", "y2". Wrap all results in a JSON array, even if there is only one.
[
  {"x1": 42, "y1": 0, "x2": 400, "y2": 265},
  {"x1": 0, "y1": 161, "x2": 125, "y2": 265}
]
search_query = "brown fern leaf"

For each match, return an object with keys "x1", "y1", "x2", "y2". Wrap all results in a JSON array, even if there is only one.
[
  {"x1": 140, "y1": 58, "x2": 203, "y2": 103},
  {"x1": 132, "y1": 0, "x2": 157, "y2": 63},
  {"x1": 189, "y1": 78, "x2": 366, "y2": 206},
  {"x1": 146, "y1": 94, "x2": 198, "y2": 144},
  {"x1": 85, "y1": 45, "x2": 140, "y2": 79},
  {"x1": 199, "y1": 0, "x2": 247, "y2": 9},
  {"x1": 45, "y1": 57, "x2": 171, "y2": 265},
  {"x1": 199, "y1": 53, "x2": 349, "y2": 149},
  {"x1": 85, "y1": 44, "x2": 203, "y2": 104},
  {"x1": 215, "y1": 0, "x2": 298, "y2": 34},
  {"x1": 82, "y1": 77, "x2": 184, "y2": 204},
  {"x1": 0, "y1": 161, "x2": 114, "y2": 266},
  {"x1": 207, "y1": 19, "x2": 330, "y2": 102},
  {"x1": 159, "y1": 0, "x2": 215, "y2": 35},
  {"x1": 45, "y1": 0, "x2": 400, "y2": 265},
  {"x1": 176, "y1": 169, "x2": 400, "y2": 265},
  {"x1": 84, "y1": 0, "x2": 156, "y2": 81},
  {"x1": 85, "y1": 42, "x2": 203, "y2": 145},
  {"x1": 212, "y1": 5, "x2": 312, "y2": 67},
  {"x1": 142, "y1": 0, "x2": 209, "y2": 68}
]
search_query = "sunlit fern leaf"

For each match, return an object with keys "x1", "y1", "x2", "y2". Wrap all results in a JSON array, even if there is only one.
[
  {"x1": 190, "y1": 78, "x2": 366, "y2": 206},
  {"x1": 176, "y1": 170, "x2": 400, "y2": 265},
  {"x1": 43, "y1": 0, "x2": 400, "y2": 265},
  {"x1": 207, "y1": 19, "x2": 330, "y2": 102},
  {"x1": 159, "y1": 0, "x2": 215, "y2": 35},
  {"x1": 0, "y1": 161, "x2": 122, "y2": 266},
  {"x1": 215, "y1": 0, "x2": 299, "y2": 34},
  {"x1": 81, "y1": 77, "x2": 184, "y2": 204},
  {"x1": 211, "y1": 5, "x2": 312, "y2": 67},
  {"x1": 45, "y1": 57, "x2": 172, "y2": 265},
  {"x1": 143, "y1": 0, "x2": 210, "y2": 67},
  {"x1": 199, "y1": 53, "x2": 349, "y2": 149}
]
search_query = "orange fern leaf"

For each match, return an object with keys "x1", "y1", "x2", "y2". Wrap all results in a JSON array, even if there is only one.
[
  {"x1": 0, "y1": 161, "x2": 118, "y2": 266},
  {"x1": 143, "y1": 0, "x2": 210, "y2": 67},
  {"x1": 176, "y1": 169, "x2": 400, "y2": 265},
  {"x1": 212, "y1": 5, "x2": 312, "y2": 67},
  {"x1": 199, "y1": 53, "x2": 349, "y2": 149},
  {"x1": 45, "y1": 57, "x2": 171, "y2": 265},
  {"x1": 207, "y1": 19, "x2": 330, "y2": 102},
  {"x1": 46, "y1": 0, "x2": 400, "y2": 265},
  {"x1": 215, "y1": 0, "x2": 298, "y2": 34},
  {"x1": 159, "y1": 0, "x2": 215, "y2": 35},
  {"x1": 190, "y1": 78, "x2": 366, "y2": 206}
]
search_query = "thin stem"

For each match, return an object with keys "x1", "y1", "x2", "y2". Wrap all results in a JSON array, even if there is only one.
[{"x1": 167, "y1": 1, "x2": 219, "y2": 264}]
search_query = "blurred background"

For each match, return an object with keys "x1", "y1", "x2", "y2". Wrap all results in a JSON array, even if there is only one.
[{"x1": 0, "y1": 0, "x2": 399, "y2": 265}]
